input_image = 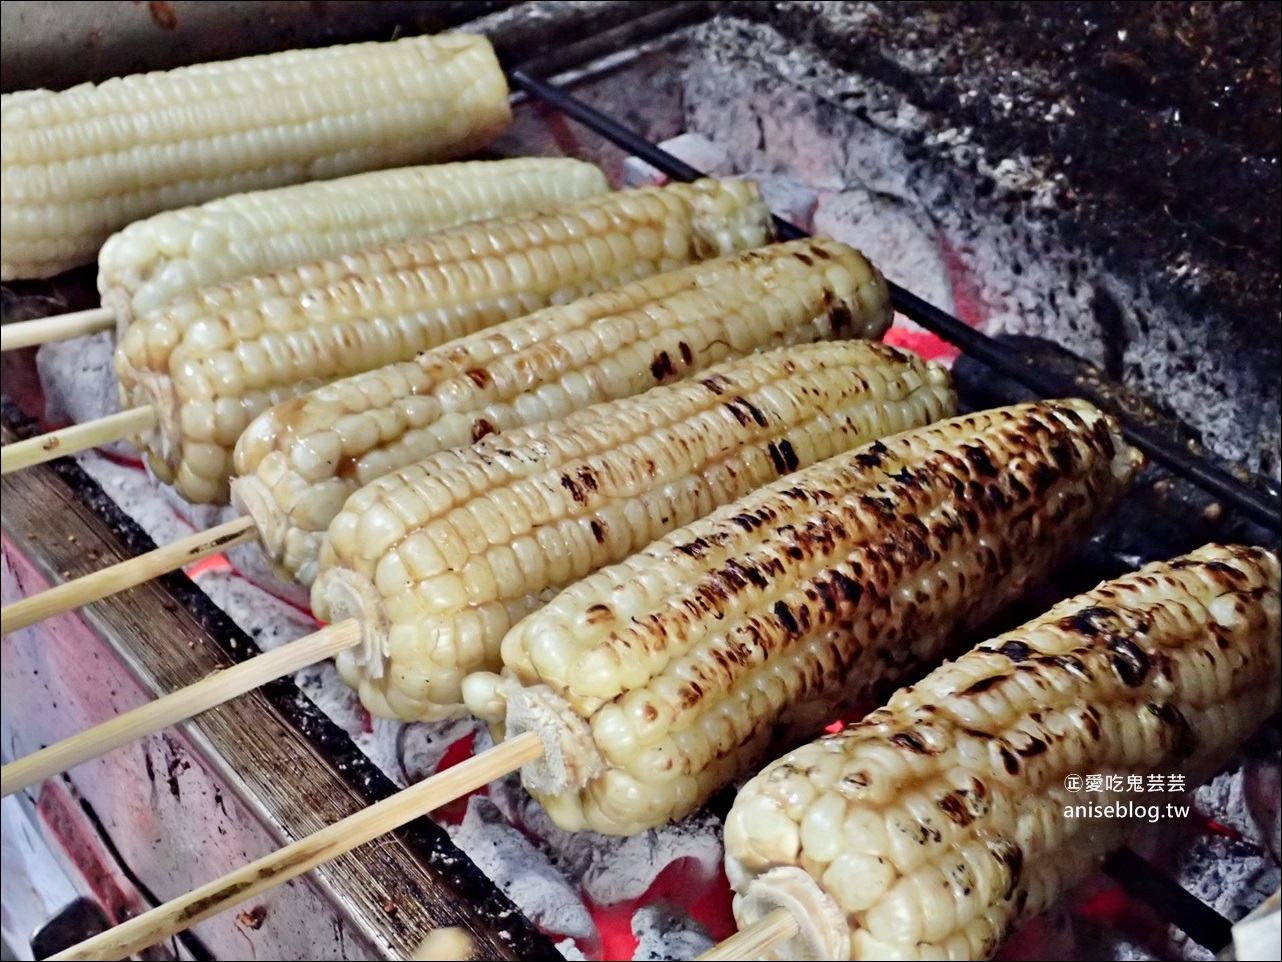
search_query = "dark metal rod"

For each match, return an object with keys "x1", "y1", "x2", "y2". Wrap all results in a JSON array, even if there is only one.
[
  {"x1": 1104, "y1": 846, "x2": 1233, "y2": 953},
  {"x1": 510, "y1": 68, "x2": 1281, "y2": 533}
]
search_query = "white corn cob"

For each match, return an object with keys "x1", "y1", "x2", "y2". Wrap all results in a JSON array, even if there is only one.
[
  {"x1": 312, "y1": 342, "x2": 957, "y2": 722},
  {"x1": 463, "y1": 400, "x2": 1142, "y2": 836},
  {"x1": 114, "y1": 179, "x2": 772, "y2": 504},
  {"x1": 2, "y1": 32, "x2": 512, "y2": 280},
  {"x1": 232, "y1": 237, "x2": 893, "y2": 587},
  {"x1": 724, "y1": 544, "x2": 1280, "y2": 961},
  {"x1": 98, "y1": 158, "x2": 610, "y2": 326}
]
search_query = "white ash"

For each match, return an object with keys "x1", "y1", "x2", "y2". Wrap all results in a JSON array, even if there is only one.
[
  {"x1": 1166, "y1": 761, "x2": 1281, "y2": 952},
  {"x1": 747, "y1": 175, "x2": 819, "y2": 234},
  {"x1": 631, "y1": 903, "x2": 714, "y2": 961},
  {"x1": 811, "y1": 188, "x2": 955, "y2": 315},
  {"x1": 622, "y1": 133, "x2": 733, "y2": 186},
  {"x1": 222, "y1": 536, "x2": 313, "y2": 612},
  {"x1": 1194, "y1": 750, "x2": 1282, "y2": 863},
  {"x1": 448, "y1": 794, "x2": 597, "y2": 946},
  {"x1": 190, "y1": 567, "x2": 315, "y2": 653},
  {"x1": 35, "y1": 332, "x2": 126, "y2": 457},
  {"x1": 73, "y1": 450, "x2": 201, "y2": 552},
  {"x1": 395, "y1": 716, "x2": 485, "y2": 787},
  {"x1": 486, "y1": 771, "x2": 725, "y2": 906},
  {"x1": 681, "y1": 15, "x2": 1280, "y2": 476},
  {"x1": 554, "y1": 937, "x2": 588, "y2": 961},
  {"x1": 148, "y1": 472, "x2": 227, "y2": 532}
]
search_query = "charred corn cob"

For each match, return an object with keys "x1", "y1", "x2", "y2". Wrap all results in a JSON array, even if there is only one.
[
  {"x1": 463, "y1": 400, "x2": 1142, "y2": 836},
  {"x1": 115, "y1": 179, "x2": 771, "y2": 504},
  {"x1": 2, "y1": 32, "x2": 512, "y2": 280},
  {"x1": 312, "y1": 342, "x2": 956, "y2": 722},
  {"x1": 98, "y1": 158, "x2": 610, "y2": 325},
  {"x1": 724, "y1": 544, "x2": 1280, "y2": 961},
  {"x1": 233, "y1": 238, "x2": 893, "y2": 587}
]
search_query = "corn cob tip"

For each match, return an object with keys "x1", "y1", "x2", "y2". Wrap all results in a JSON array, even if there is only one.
[
  {"x1": 497, "y1": 676, "x2": 605, "y2": 799},
  {"x1": 229, "y1": 472, "x2": 305, "y2": 582},
  {"x1": 734, "y1": 867, "x2": 849, "y2": 961},
  {"x1": 684, "y1": 178, "x2": 775, "y2": 256},
  {"x1": 315, "y1": 567, "x2": 389, "y2": 674},
  {"x1": 461, "y1": 671, "x2": 507, "y2": 724}
]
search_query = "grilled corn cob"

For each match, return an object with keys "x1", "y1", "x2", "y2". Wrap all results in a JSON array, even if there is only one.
[
  {"x1": 462, "y1": 400, "x2": 1142, "y2": 835},
  {"x1": 98, "y1": 158, "x2": 610, "y2": 325},
  {"x1": 2, "y1": 32, "x2": 511, "y2": 280},
  {"x1": 724, "y1": 544, "x2": 1280, "y2": 961},
  {"x1": 312, "y1": 342, "x2": 957, "y2": 721},
  {"x1": 115, "y1": 179, "x2": 771, "y2": 504},
  {"x1": 233, "y1": 237, "x2": 893, "y2": 587}
]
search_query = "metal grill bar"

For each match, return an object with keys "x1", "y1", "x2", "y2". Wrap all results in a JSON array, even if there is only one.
[
  {"x1": 1104, "y1": 847, "x2": 1233, "y2": 953},
  {"x1": 509, "y1": 67, "x2": 1281, "y2": 534}
]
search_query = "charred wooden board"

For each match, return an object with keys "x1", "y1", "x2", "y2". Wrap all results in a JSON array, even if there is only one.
[{"x1": 1, "y1": 398, "x2": 561, "y2": 960}]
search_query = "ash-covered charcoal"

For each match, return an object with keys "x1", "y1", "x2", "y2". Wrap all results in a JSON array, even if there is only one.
[
  {"x1": 448, "y1": 795, "x2": 598, "y2": 950},
  {"x1": 149, "y1": 474, "x2": 226, "y2": 532},
  {"x1": 221, "y1": 536, "x2": 313, "y2": 611},
  {"x1": 681, "y1": 13, "x2": 1281, "y2": 478},
  {"x1": 72, "y1": 451, "x2": 205, "y2": 554},
  {"x1": 811, "y1": 188, "x2": 955, "y2": 316},
  {"x1": 486, "y1": 772, "x2": 726, "y2": 907},
  {"x1": 1176, "y1": 762, "x2": 1282, "y2": 924},
  {"x1": 631, "y1": 903, "x2": 714, "y2": 961},
  {"x1": 35, "y1": 332, "x2": 124, "y2": 449},
  {"x1": 746, "y1": 174, "x2": 819, "y2": 233},
  {"x1": 580, "y1": 813, "x2": 725, "y2": 908},
  {"x1": 397, "y1": 717, "x2": 484, "y2": 786},
  {"x1": 190, "y1": 568, "x2": 315, "y2": 653}
]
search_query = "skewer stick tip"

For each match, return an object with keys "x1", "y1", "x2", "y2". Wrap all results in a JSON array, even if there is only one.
[
  {"x1": 0, "y1": 515, "x2": 258, "y2": 638},
  {"x1": 0, "y1": 306, "x2": 116, "y2": 353},
  {"x1": 695, "y1": 908, "x2": 799, "y2": 962},
  {"x1": 0, "y1": 406, "x2": 156, "y2": 476}
]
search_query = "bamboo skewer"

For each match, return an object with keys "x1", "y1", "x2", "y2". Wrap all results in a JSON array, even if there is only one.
[
  {"x1": 49, "y1": 730, "x2": 544, "y2": 962},
  {"x1": 0, "y1": 618, "x2": 360, "y2": 797},
  {"x1": 695, "y1": 909, "x2": 799, "y2": 962},
  {"x1": 0, "y1": 406, "x2": 156, "y2": 475},
  {"x1": 1, "y1": 515, "x2": 258, "y2": 637},
  {"x1": 0, "y1": 306, "x2": 117, "y2": 352}
]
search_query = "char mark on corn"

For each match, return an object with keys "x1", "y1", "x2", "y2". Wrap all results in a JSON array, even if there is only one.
[
  {"x1": 114, "y1": 179, "x2": 773, "y2": 503},
  {"x1": 724, "y1": 543, "x2": 1279, "y2": 960},
  {"x1": 231, "y1": 237, "x2": 892, "y2": 586},
  {"x1": 311, "y1": 341, "x2": 955, "y2": 722},
  {"x1": 468, "y1": 400, "x2": 1141, "y2": 836}
]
